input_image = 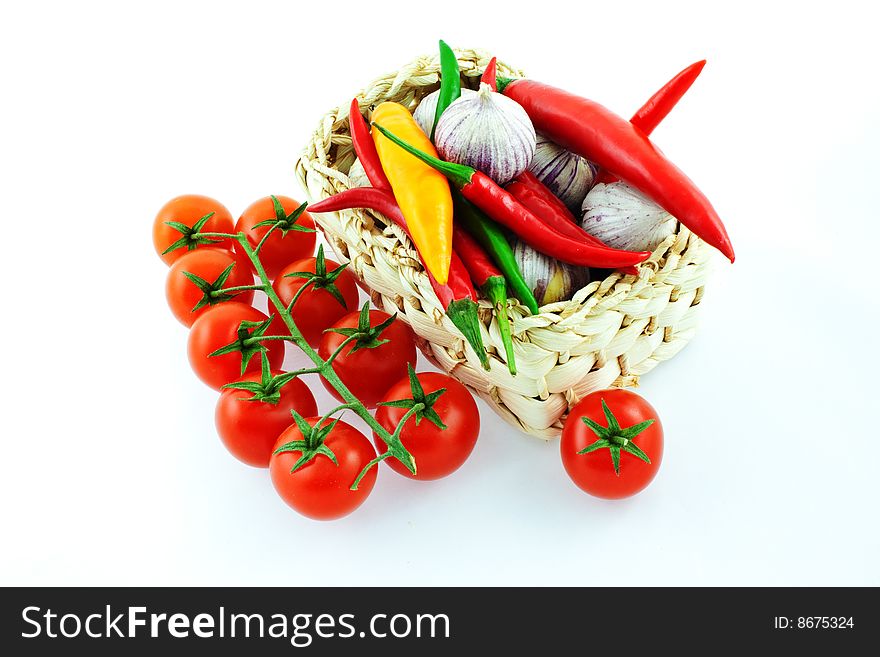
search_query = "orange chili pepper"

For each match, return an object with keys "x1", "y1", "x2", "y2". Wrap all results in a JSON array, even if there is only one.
[{"x1": 371, "y1": 102, "x2": 453, "y2": 285}]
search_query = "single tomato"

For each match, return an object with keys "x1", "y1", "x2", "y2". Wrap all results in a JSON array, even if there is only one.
[
  {"x1": 271, "y1": 247, "x2": 360, "y2": 346},
  {"x1": 560, "y1": 389, "x2": 664, "y2": 500},
  {"x1": 165, "y1": 248, "x2": 255, "y2": 327},
  {"x1": 187, "y1": 302, "x2": 284, "y2": 390},
  {"x1": 374, "y1": 369, "x2": 480, "y2": 480},
  {"x1": 215, "y1": 369, "x2": 317, "y2": 468},
  {"x1": 234, "y1": 195, "x2": 316, "y2": 279},
  {"x1": 269, "y1": 417, "x2": 377, "y2": 521},
  {"x1": 153, "y1": 194, "x2": 235, "y2": 266},
  {"x1": 318, "y1": 307, "x2": 417, "y2": 408}
]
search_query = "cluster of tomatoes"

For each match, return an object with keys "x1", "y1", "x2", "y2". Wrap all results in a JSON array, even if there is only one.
[
  {"x1": 154, "y1": 194, "x2": 668, "y2": 515},
  {"x1": 153, "y1": 194, "x2": 481, "y2": 520}
]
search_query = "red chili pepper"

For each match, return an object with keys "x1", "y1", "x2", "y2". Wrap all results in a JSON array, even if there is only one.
[
  {"x1": 509, "y1": 175, "x2": 640, "y2": 276},
  {"x1": 349, "y1": 99, "x2": 392, "y2": 191},
  {"x1": 371, "y1": 123, "x2": 651, "y2": 269},
  {"x1": 480, "y1": 56, "x2": 498, "y2": 91},
  {"x1": 514, "y1": 171, "x2": 578, "y2": 221},
  {"x1": 310, "y1": 187, "x2": 401, "y2": 222},
  {"x1": 631, "y1": 60, "x2": 706, "y2": 135},
  {"x1": 506, "y1": 180, "x2": 587, "y2": 241},
  {"x1": 499, "y1": 79, "x2": 734, "y2": 262},
  {"x1": 452, "y1": 224, "x2": 516, "y2": 374},
  {"x1": 596, "y1": 60, "x2": 707, "y2": 184}
]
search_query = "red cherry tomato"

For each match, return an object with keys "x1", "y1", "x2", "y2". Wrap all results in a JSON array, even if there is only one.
[
  {"x1": 374, "y1": 372, "x2": 480, "y2": 480},
  {"x1": 318, "y1": 310, "x2": 417, "y2": 408},
  {"x1": 187, "y1": 303, "x2": 284, "y2": 390},
  {"x1": 153, "y1": 195, "x2": 235, "y2": 266},
  {"x1": 560, "y1": 389, "x2": 664, "y2": 500},
  {"x1": 215, "y1": 371, "x2": 317, "y2": 468},
  {"x1": 271, "y1": 255, "x2": 360, "y2": 346},
  {"x1": 165, "y1": 248, "x2": 255, "y2": 327},
  {"x1": 234, "y1": 195, "x2": 316, "y2": 279},
  {"x1": 269, "y1": 418, "x2": 377, "y2": 520}
]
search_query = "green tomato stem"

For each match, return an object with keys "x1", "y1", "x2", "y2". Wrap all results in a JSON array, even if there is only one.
[
  {"x1": 285, "y1": 281, "x2": 313, "y2": 314},
  {"x1": 211, "y1": 284, "x2": 266, "y2": 296},
  {"x1": 350, "y1": 401, "x2": 425, "y2": 490},
  {"x1": 229, "y1": 235, "x2": 416, "y2": 473},
  {"x1": 194, "y1": 231, "x2": 240, "y2": 240},
  {"x1": 254, "y1": 223, "x2": 279, "y2": 255},
  {"x1": 324, "y1": 334, "x2": 360, "y2": 366}
]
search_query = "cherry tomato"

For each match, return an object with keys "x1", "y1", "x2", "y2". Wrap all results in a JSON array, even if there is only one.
[
  {"x1": 560, "y1": 389, "x2": 664, "y2": 500},
  {"x1": 269, "y1": 418, "x2": 377, "y2": 520},
  {"x1": 153, "y1": 194, "x2": 235, "y2": 266},
  {"x1": 374, "y1": 372, "x2": 480, "y2": 480},
  {"x1": 271, "y1": 254, "x2": 360, "y2": 346},
  {"x1": 187, "y1": 303, "x2": 284, "y2": 390},
  {"x1": 215, "y1": 371, "x2": 317, "y2": 468},
  {"x1": 318, "y1": 310, "x2": 417, "y2": 408},
  {"x1": 234, "y1": 195, "x2": 316, "y2": 279},
  {"x1": 165, "y1": 248, "x2": 255, "y2": 327}
]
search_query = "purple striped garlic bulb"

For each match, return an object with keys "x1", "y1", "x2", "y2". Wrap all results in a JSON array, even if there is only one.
[
  {"x1": 528, "y1": 133, "x2": 597, "y2": 213},
  {"x1": 434, "y1": 83, "x2": 536, "y2": 185},
  {"x1": 413, "y1": 88, "x2": 476, "y2": 137}
]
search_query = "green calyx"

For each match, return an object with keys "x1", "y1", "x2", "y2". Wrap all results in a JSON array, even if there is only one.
[
  {"x1": 161, "y1": 212, "x2": 223, "y2": 254},
  {"x1": 183, "y1": 262, "x2": 238, "y2": 313},
  {"x1": 273, "y1": 411, "x2": 339, "y2": 473},
  {"x1": 446, "y1": 299, "x2": 489, "y2": 370},
  {"x1": 253, "y1": 196, "x2": 314, "y2": 238},
  {"x1": 284, "y1": 244, "x2": 350, "y2": 309},
  {"x1": 578, "y1": 399, "x2": 654, "y2": 475},
  {"x1": 221, "y1": 352, "x2": 300, "y2": 404},
  {"x1": 482, "y1": 276, "x2": 516, "y2": 375},
  {"x1": 431, "y1": 39, "x2": 462, "y2": 139},
  {"x1": 208, "y1": 315, "x2": 275, "y2": 375},
  {"x1": 324, "y1": 301, "x2": 395, "y2": 354},
  {"x1": 495, "y1": 75, "x2": 514, "y2": 94},
  {"x1": 371, "y1": 122, "x2": 474, "y2": 188},
  {"x1": 379, "y1": 363, "x2": 447, "y2": 430}
]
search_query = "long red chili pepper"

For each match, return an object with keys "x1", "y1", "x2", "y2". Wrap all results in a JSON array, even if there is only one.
[
  {"x1": 597, "y1": 59, "x2": 707, "y2": 184},
  {"x1": 371, "y1": 123, "x2": 651, "y2": 269},
  {"x1": 509, "y1": 174, "x2": 639, "y2": 276},
  {"x1": 452, "y1": 224, "x2": 516, "y2": 374},
  {"x1": 349, "y1": 98, "x2": 392, "y2": 191},
  {"x1": 480, "y1": 56, "x2": 498, "y2": 91},
  {"x1": 514, "y1": 171, "x2": 577, "y2": 222},
  {"x1": 498, "y1": 79, "x2": 734, "y2": 262},
  {"x1": 506, "y1": 180, "x2": 590, "y2": 241}
]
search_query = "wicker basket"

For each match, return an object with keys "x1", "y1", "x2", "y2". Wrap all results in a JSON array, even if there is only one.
[{"x1": 294, "y1": 48, "x2": 713, "y2": 439}]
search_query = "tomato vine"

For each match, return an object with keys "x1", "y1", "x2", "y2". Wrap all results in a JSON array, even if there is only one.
[{"x1": 167, "y1": 223, "x2": 425, "y2": 488}]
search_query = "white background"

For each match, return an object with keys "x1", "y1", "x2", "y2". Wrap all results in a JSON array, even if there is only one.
[{"x1": 1, "y1": 0, "x2": 878, "y2": 586}]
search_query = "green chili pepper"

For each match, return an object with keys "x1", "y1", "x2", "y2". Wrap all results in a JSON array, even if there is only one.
[
  {"x1": 452, "y1": 189, "x2": 539, "y2": 315},
  {"x1": 431, "y1": 40, "x2": 461, "y2": 140}
]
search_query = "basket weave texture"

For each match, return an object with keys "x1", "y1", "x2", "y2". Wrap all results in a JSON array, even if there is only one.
[{"x1": 294, "y1": 48, "x2": 713, "y2": 438}]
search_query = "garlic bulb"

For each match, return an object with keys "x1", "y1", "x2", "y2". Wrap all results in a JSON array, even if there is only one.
[
  {"x1": 346, "y1": 157, "x2": 369, "y2": 188},
  {"x1": 413, "y1": 88, "x2": 477, "y2": 137},
  {"x1": 434, "y1": 83, "x2": 536, "y2": 185},
  {"x1": 580, "y1": 182, "x2": 678, "y2": 252},
  {"x1": 528, "y1": 133, "x2": 597, "y2": 213},
  {"x1": 513, "y1": 240, "x2": 591, "y2": 306}
]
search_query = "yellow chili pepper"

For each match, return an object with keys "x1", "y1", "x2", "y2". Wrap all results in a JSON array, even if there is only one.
[{"x1": 371, "y1": 102, "x2": 452, "y2": 285}]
